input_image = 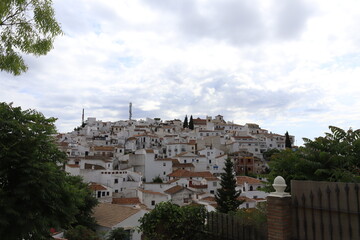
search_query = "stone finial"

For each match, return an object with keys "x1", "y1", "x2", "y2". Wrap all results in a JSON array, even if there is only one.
[{"x1": 269, "y1": 176, "x2": 290, "y2": 197}]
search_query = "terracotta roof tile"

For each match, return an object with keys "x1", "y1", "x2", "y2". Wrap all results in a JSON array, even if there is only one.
[
  {"x1": 112, "y1": 198, "x2": 140, "y2": 205},
  {"x1": 236, "y1": 176, "x2": 262, "y2": 185},
  {"x1": 89, "y1": 183, "x2": 107, "y2": 191},
  {"x1": 168, "y1": 169, "x2": 213, "y2": 178},
  {"x1": 138, "y1": 189, "x2": 166, "y2": 196},
  {"x1": 66, "y1": 164, "x2": 80, "y2": 168},
  {"x1": 164, "y1": 185, "x2": 185, "y2": 195},
  {"x1": 93, "y1": 203, "x2": 141, "y2": 228}
]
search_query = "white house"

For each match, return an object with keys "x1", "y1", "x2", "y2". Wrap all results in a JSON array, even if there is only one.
[{"x1": 93, "y1": 203, "x2": 148, "y2": 240}]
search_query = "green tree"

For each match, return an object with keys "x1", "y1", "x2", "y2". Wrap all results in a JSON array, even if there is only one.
[
  {"x1": 285, "y1": 131, "x2": 292, "y2": 148},
  {"x1": 139, "y1": 201, "x2": 207, "y2": 240},
  {"x1": 189, "y1": 115, "x2": 194, "y2": 130},
  {"x1": 215, "y1": 158, "x2": 242, "y2": 213},
  {"x1": 65, "y1": 225, "x2": 100, "y2": 240},
  {"x1": 266, "y1": 126, "x2": 360, "y2": 191},
  {"x1": 152, "y1": 175, "x2": 163, "y2": 183},
  {"x1": 67, "y1": 176, "x2": 98, "y2": 230},
  {"x1": 183, "y1": 115, "x2": 188, "y2": 128},
  {"x1": 0, "y1": 102, "x2": 97, "y2": 239},
  {"x1": 262, "y1": 148, "x2": 280, "y2": 161},
  {"x1": 106, "y1": 227, "x2": 130, "y2": 240},
  {"x1": 0, "y1": 0, "x2": 62, "y2": 75}
]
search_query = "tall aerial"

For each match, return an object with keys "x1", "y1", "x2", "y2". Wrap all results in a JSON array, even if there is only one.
[
  {"x1": 129, "y1": 102, "x2": 132, "y2": 121},
  {"x1": 82, "y1": 108, "x2": 84, "y2": 125}
]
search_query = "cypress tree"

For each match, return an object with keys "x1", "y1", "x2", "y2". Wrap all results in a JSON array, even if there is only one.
[
  {"x1": 183, "y1": 115, "x2": 188, "y2": 128},
  {"x1": 285, "y1": 131, "x2": 292, "y2": 148},
  {"x1": 215, "y1": 158, "x2": 242, "y2": 213},
  {"x1": 189, "y1": 115, "x2": 194, "y2": 130}
]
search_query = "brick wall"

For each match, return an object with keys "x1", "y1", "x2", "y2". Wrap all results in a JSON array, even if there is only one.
[{"x1": 267, "y1": 196, "x2": 292, "y2": 240}]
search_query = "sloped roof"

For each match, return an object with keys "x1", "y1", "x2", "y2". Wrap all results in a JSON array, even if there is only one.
[
  {"x1": 172, "y1": 162, "x2": 195, "y2": 168},
  {"x1": 93, "y1": 203, "x2": 141, "y2": 228},
  {"x1": 93, "y1": 146, "x2": 115, "y2": 151},
  {"x1": 89, "y1": 183, "x2": 107, "y2": 191},
  {"x1": 84, "y1": 163, "x2": 106, "y2": 170},
  {"x1": 66, "y1": 164, "x2": 80, "y2": 168},
  {"x1": 168, "y1": 169, "x2": 213, "y2": 178},
  {"x1": 164, "y1": 185, "x2": 186, "y2": 195},
  {"x1": 112, "y1": 197, "x2": 141, "y2": 205},
  {"x1": 138, "y1": 189, "x2": 166, "y2": 196},
  {"x1": 236, "y1": 176, "x2": 262, "y2": 185}
]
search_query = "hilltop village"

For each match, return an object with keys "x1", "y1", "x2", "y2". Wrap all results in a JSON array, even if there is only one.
[{"x1": 56, "y1": 114, "x2": 294, "y2": 238}]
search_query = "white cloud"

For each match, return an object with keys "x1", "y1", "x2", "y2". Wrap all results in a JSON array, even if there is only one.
[{"x1": 1, "y1": 0, "x2": 360, "y2": 144}]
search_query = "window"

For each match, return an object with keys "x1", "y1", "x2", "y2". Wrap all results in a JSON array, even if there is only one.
[
  {"x1": 184, "y1": 160, "x2": 187, "y2": 163},
  {"x1": 102, "y1": 192, "x2": 105, "y2": 196},
  {"x1": 115, "y1": 189, "x2": 118, "y2": 193},
  {"x1": 163, "y1": 171, "x2": 166, "y2": 175},
  {"x1": 209, "y1": 160, "x2": 212, "y2": 164},
  {"x1": 151, "y1": 200, "x2": 155, "y2": 206},
  {"x1": 107, "y1": 192, "x2": 110, "y2": 196},
  {"x1": 210, "y1": 190, "x2": 214, "y2": 194},
  {"x1": 114, "y1": 179, "x2": 118, "y2": 184},
  {"x1": 213, "y1": 182, "x2": 217, "y2": 187},
  {"x1": 163, "y1": 163, "x2": 166, "y2": 166}
]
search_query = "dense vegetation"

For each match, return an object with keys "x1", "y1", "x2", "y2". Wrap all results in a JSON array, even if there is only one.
[
  {"x1": 0, "y1": 103, "x2": 97, "y2": 240},
  {"x1": 266, "y1": 126, "x2": 360, "y2": 191},
  {"x1": 139, "y1": 201, "x2": 207, "y2": 240}
]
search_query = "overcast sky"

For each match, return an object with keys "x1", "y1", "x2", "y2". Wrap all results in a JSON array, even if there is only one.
[{"x1": 2, "y1": 0, "x2": 360, "y2": 145}]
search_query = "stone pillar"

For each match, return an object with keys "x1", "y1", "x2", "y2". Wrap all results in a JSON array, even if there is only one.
[{"x1": 267, "y1": 176, "x2": 292, "y2": 240}]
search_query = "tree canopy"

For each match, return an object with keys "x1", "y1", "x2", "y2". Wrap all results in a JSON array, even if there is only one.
[
  {"x1": 139, "y1": 201, "x2": 207, "y2": 240},
  {"x1": 0, "y1": 102, "x2": 97, "y2": 239},
  {"x1": 266, "y1": 126, "x2": 360, "y2": 191},
  {"x1": 215, "y1": 158, "x2": 242, "y2": 213},
  {"x1": 106, "y1": 227, "x2": 130, "y2": 240},
  {"x1": 183, "y1": 115, "x2": 188, "y2": 128},
  {"x1": 0, "y1": 0, "x2": 62, "y2": 75},
  {"x1": 189, "y1": 115, "x2": 194, "y2": 130},
  {"x1": 285, "y1": 131, "x2": 292, "y2": 148}
]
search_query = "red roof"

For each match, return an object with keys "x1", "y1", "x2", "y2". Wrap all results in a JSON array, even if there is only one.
[
  {"x1": 236, "y1": 176, "x2": 262, "y2": 185},
  {"x1": 168, "y1": 169, "x2": 213, "y2": 178},
  {"x1": 164, "y1": 185, "x2": 186, "y2": 195},
  {"x1": 112, "y1": 198, "x2": 140, "y2": 205},
  {"x1": 89, "y1": 183, "x2": 107, "y2": 191}
]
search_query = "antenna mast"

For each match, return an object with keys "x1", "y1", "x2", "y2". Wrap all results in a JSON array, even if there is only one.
[
  {"x1": 82, "y1": 108, "x2": 84, "y2": 125},
  {"x1": 129, "y1": 102, "x2": 132, "y2": 121}
]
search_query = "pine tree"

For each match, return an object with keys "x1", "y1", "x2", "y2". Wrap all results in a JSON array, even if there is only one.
[
  {"x1": 189, "y1": 115, "x2": 194, "y2": 130},
  {"x1": 183, "y1": 115, "x2": 188, "y2": 128},
  {"x1": 285, "y1": 131, "x2": 292, "y2": 148},
  {"x1": 215, "y1": 158, "x2": 242, "y2": 213}
]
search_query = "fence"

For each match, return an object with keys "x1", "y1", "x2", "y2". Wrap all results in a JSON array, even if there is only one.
[
  {"x1": 203, "y1": 211, "x2": 267, "y2": 240},
  {"x1": 291, "y1": 180, "x2": 360, "y2": 240}
]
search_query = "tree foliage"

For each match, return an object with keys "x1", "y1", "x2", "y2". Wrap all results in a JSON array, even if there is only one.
[
  {"x1": 106, "y1": 227, "x2": 130, "y2": 240},
  {"x1": 215, "y1": 158, "x2": 242, "y2": 213},
  {"x1": 65, "y1": 225, "x2": 100, "y2": 240},
  {"x1": 183, "y1": 115, "x2": 188, "y2": 128},
  {"x1": 266, "y1": 126, "x2": 360, "y2": 192},
  {"x1": 152, "y1": 175, "x2": 163, "y2": 183},
  {"x1": 139, "y1": 201, "x2": 207, "y2": 240},
  {"x1": 0, "y1": 102, "x2": 97, "y2": 239},
  {"x1": 285, "y1": 131, "x2": 292, "y2": 148},
  {"x1": 0, "y1": 0, "x2": 62, "y2": 75},
  {"x1": 189, "y1": 115, "x2": 194, "y2": 130}
]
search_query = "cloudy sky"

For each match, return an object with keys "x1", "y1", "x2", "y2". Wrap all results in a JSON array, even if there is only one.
[{"x1": 2, "y1": 0, "x2": 360, "y2": 145}]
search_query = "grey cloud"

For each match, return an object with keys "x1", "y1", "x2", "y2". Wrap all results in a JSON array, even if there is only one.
[
  {"x1": 142, "y1": 0, "x2": 316, "y2": 45},
  {"x1": 273, "y1": 0, "x2": 315, "y2": 39}
]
